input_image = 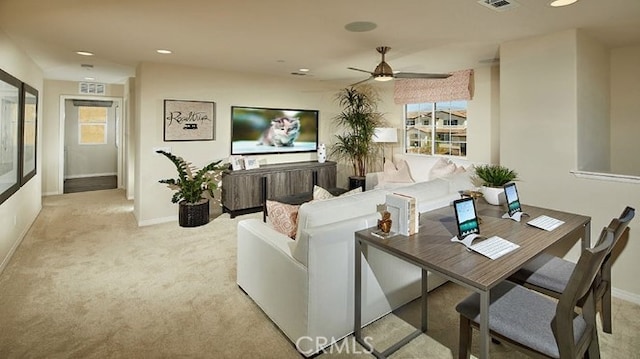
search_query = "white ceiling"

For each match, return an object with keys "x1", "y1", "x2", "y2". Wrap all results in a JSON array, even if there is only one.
[{"x1": 1, "y1": 0, "x2": 639, "y2": 85}]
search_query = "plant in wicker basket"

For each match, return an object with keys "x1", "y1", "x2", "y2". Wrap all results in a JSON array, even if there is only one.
[{"x1": 156, "y1": 150, "x2": 228, "y2": 227}]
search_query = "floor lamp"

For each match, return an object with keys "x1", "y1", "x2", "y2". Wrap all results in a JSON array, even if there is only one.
[{"x1": 372, "y1": 127, "x2": 398, "y2": 167}]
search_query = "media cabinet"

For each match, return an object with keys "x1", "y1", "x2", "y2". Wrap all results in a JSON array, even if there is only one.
[{"x1": 221, "y1": 161, "x2": 337, "y2": 218}]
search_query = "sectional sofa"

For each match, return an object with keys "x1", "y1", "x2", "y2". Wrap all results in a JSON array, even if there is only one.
[{"x1": 236, "y1": 156, "x2": 475, "y2": 356}]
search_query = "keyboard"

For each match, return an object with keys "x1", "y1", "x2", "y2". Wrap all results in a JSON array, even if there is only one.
[
  {"x1": 527, "y1": 215, "x2": 565, "y2": 231},
  {"x1": 469, "y1": 236, "x2": 519, "y2": 260}
]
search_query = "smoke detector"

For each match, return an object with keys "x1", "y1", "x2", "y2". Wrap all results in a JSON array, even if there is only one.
[{"x1": 477, "y1": 0, "x2": 520, "y2": 12}]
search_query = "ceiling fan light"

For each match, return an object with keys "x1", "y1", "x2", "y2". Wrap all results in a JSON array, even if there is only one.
[{"x1": 374, "y1": 74, "x2": 394, "y2": 81}]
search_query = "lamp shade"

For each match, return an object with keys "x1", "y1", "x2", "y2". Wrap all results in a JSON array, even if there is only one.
[{"x1": 372, "y1": 128, "x2": 398, "y2": 143}]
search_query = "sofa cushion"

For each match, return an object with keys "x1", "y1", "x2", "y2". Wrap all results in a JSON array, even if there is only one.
[
  {"x1": 382, "y1": 159, "x2": 414, "y2": 183},
  {"x1": 429, "y1": 157, "x2": 457, "y2": 179},
  {"x1": 266, "y1": 200, "x2": 300, "y2": 239}
]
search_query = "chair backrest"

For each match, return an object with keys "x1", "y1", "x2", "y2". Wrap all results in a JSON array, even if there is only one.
[
  {"x1": 553, "y1": 227, "x2": 614, "y2": 358},
  {"x1": 598, "y1": 206, "x2": 635, "y2": 250}
]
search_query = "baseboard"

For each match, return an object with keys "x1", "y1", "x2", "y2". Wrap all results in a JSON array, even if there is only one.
[
  {"x1": 43, "y1": 191, "x2": 62, "y2": 196},
  {"x1": 0, "y1": 208, "x2": 41, "y2": 274},
  {"x1": 612, "y1": 287, "x2": 640, "y2": 305},
  {"x1": 65, "y1": 172, "x2": 117, "y2": 179}
]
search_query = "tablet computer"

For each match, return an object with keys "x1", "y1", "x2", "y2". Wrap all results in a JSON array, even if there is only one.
[
  {"x1": 453, "y1": 197, "x2": 480, "y2": 239},
  {"x1": 503, "y1": 182, "x2": 522, "y2": 217}
]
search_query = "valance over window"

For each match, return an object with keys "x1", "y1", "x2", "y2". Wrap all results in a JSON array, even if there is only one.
[{"x1": 393, "y1": 69, "x2": 473, "y2": 104}]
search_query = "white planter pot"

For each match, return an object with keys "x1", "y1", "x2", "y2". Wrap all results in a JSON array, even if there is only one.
[{"x1": 482, "y1": 186, "x2": 505, "y2": 205}]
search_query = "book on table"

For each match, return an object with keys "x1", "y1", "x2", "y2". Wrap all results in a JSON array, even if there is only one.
[{"x1": 385, "y1": 193, "x2": 419, "y2": 236}]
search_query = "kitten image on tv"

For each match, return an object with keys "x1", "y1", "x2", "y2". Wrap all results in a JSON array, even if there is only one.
[{"x1": 258, "y1": 117, "x2": 300, "y2": 147}]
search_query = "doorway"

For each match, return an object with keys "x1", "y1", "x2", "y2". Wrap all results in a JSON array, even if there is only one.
[{"x1": 59, "y1": 96, "x2": 124, "y2": 194}]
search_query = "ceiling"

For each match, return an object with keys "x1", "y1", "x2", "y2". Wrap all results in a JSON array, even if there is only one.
[{"x1": 1, "y1": 0, "x2": 639, "y2": 85}]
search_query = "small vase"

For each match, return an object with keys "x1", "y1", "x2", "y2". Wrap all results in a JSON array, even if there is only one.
[{"x1": 317, "y1": 143, "x2": 326, "y2": 163}]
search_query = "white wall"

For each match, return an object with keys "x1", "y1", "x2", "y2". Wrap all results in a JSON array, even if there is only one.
[
  {"x1": 501, "y1": 29, "x2": 640, "y2": 300},
  {"x1": 577, "y1": 31, "x2": 610, "y2": 173},
  {"x1": 133, "y1": 63, "x2": 498, "y2": 226},
  {"x1": 610, "y1": 45, "x2": 640, "y2": 176},
  {"x1": 0, "y1": 30, "x2": 43, "y2": 272},
  {"x1": 133, "y1": 62, "x2": 343, "y2": 226}
]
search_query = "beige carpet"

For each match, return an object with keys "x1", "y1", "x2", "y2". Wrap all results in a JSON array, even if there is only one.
[{"x1": 0, "y1": 189, "x2": 638, "y2": 358}]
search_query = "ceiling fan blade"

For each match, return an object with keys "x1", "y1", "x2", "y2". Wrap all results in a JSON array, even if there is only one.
[
  {"x1": 395, "y1": 72, "x2": 451, "y2": 79},
  {"x1": 347, "y1": 67, "x2": 374, "y2": 75},
  {"x1": 350, "y1": 77, "x2": 373, "y2": 86}
]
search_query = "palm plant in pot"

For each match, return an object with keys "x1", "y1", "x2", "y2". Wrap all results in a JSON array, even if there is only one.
[
  {"x1": 474, "y1": 164, "x2": 518, "y2": 205},
  {"x1": 156, "y1": 150, "x2": 228, "y2": 227},
  {"x1": 330, "y1": 85, "x2": 383, "y2": 186}
]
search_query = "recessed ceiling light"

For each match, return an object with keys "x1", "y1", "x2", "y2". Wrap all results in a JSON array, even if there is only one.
[
  {"x1": 298, "y1": 68, "x2": 310, "y2": 72},
  {"x1": 549, "y1": 0, "x2": 578, "y2": 7},
  {"x1": 345, "y1": 21, "x2": 377, "y2": 33},
  {"x1": 84, "y1": 77, "x2": 95, "y2": 81},
  {"x1": 156, "y1": 49, "x2": 172, "y2": 54},
  {"x1": 76, "y1": 51, "x2": 94, "y2": 56}
]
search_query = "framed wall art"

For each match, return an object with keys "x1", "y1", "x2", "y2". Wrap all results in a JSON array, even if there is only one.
[
  {"x1": 20, "y1": 83, "x2": 38, "y2": 185},
  {"x1": 164, "y1": 99, "x2": 215, "y2": 141},
  {"x1": 0, "y1": 69, "x2": 21, "y2": 205}
]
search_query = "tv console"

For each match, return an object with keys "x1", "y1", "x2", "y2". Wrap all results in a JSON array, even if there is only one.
[{"x1": 221, "y1": 161, "x2": 337, "y2": 218}]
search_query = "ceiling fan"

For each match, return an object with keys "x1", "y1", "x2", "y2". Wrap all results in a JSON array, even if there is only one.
[{"x1": 348, "y1": 46, "x2": 451, "y2": 85}]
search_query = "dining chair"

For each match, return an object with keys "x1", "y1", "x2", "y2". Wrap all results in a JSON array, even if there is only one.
[
  {"x1": 456, "y1": 227, "x2": 614, "y2": 359},
  {"x1": 510, "y1": 206, "x2": 634, "y2": 334}
]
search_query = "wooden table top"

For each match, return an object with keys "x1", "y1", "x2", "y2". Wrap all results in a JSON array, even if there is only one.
[{"x1": 356, "y1": 202, "x2": 590, "y2": 291}]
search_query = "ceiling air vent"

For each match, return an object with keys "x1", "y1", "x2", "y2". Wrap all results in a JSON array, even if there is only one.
[
  {"x1": 79, "y1": 82, "x2": 106, "y2": 95},
  {"x1": 477, "y1": 0, "x2": 520, "y2": 12}
]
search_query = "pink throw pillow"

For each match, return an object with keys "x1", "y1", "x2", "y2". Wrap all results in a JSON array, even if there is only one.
[{"x1": 266, "y1": 200, "x2": 300, "y2": 239}]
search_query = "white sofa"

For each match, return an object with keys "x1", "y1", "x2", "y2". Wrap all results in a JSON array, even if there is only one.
[
  {"x1": 237, "y1": 160, "x2": 476, "y2": 357},
  {"x1": 366, "y1": 153, "x2": 476, "y2": 191}
]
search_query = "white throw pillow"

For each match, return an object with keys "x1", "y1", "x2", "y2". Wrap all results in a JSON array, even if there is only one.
[
  {"x1": 382, "y1": 159, "x2": 414, "y2": 183},
  {"x1": 312, "y1": 185, "x2": 362, "y2": 201},
  {"x1": 429, "y1": 158, "x2": 457, "y2": 179}
]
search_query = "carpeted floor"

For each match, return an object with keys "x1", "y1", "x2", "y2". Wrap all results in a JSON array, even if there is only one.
[{"x1": 0, "y1": 189, "x2": 638, "y2": 358}]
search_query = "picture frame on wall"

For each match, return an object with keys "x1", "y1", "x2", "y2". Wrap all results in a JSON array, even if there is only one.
[
  {"x1": 20, "y1": 83, "x2": 38, "y2": 186},
  {"x1": 163, "y1": 99, "x2": 215, "y2": 141},
  {"x1": 0, "y1": 68, "x2": 21, "y2": 205}
]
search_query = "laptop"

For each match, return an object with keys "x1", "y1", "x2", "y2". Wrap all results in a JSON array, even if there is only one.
[
  {"x1": 503, "y1": 182, "x2": 522, "y2": 217},
  {"x1": 453, "y1": 197, "x2": 480, "y2": 239}
]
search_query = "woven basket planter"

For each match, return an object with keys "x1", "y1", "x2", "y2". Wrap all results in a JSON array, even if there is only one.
[{"x1": 179, "y1": 199, "x2": 210, "y2": 227}]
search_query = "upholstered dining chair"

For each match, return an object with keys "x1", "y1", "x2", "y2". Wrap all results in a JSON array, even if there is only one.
[
  {"x1": 510, "y1": 206, "x2": 634, "y2": 334},
  {"x1": 455, "y1": 227, "x2": 614, "y2": 359}
]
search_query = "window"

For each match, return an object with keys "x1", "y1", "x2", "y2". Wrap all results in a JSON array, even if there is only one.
[
  {"x1": 405, "y1": 100, "x2": 467, "y2": 157},
  {"x1": 78, "y1": 106, "x2": 107, "y2": 144}
]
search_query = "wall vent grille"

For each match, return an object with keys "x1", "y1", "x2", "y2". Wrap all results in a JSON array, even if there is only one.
[
  {"x1": 79, "y1": 82, "x2": 106, "y2": 95},
  {"x1": 477, "y1": 0, "x2": 520, "y2": 12}
]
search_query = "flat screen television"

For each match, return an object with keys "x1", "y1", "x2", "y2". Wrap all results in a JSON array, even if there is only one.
[{"x1": 230, "y1": 106, "x2": 319, "y2": 155}]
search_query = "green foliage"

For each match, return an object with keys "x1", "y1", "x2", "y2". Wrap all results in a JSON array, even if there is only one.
[
  {"x1": 330, "y1": 85, "x2": 383, "y2": 177},
  {"x1": 156, "y1": 150, "x2": 228, "y2": 204},
  {"x1": 474, "y1": 164, "x2": 518, "y2": 187}
]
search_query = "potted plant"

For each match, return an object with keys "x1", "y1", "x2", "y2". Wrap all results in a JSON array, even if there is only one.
[
  {"x1": 156, "y1": 150, "x2": 228, "y2": 227},
  {"x1": 330, "y1": 85, "x2": 383, "y2": 188},
  {"x1": 474, "y1": 164, "x2": 518, "y2": 205}
]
